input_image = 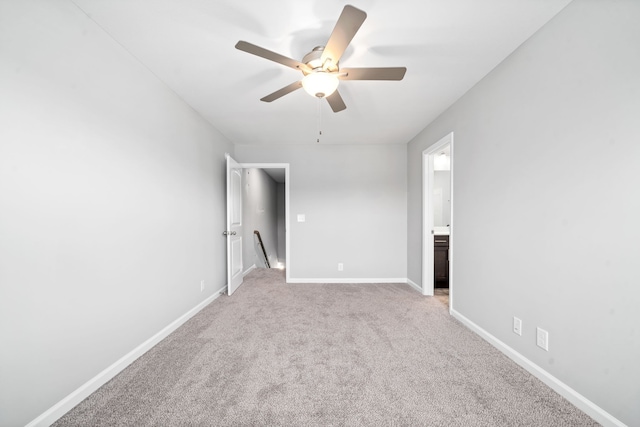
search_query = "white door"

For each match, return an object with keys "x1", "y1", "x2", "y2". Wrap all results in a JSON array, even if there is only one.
[{"x1": 226, "y1": 154, "x2": 243, "y2": 295}]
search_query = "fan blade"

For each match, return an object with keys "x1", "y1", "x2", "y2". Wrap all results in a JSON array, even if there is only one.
[
  {"x1": 236, "y1": 41, "x2": 310, "y2": 72},
  {"x1": 321, "y1": 5, "x2": 367, "y2": 65},
  {"x1": 260, "y1": 81, "x2": 303, "y2": 103},
  {"x1": 326, "y1": 90, "x2": 347, "y2": 112},
  {"x1": 339, "y1": 67, "x2": 407, "y2": 81}
]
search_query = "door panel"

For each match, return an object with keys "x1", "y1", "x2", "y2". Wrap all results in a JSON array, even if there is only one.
[
  {"x1": 231, "y1": 237, "x2": 242, "y2": 280},
  {"x1": 226, "y1": 154, "x2": 243, "y2": 295}
]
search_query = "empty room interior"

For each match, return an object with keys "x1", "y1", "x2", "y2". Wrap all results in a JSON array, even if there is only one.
[{"x1": 1, "y1": 1, "x2": 639, "y2": 426}]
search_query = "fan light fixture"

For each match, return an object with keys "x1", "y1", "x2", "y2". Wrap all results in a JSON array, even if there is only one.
[
  {"x1": 234, "y1": 5, "x2": 407, "y2": 112},
  {"x1": 302, "y1": 72, "x2": 339, "y2": 98}
]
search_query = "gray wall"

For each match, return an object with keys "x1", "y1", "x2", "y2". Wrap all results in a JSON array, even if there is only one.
[
  {"x1": 407, "y1": 1, "x2": 640, "y2": 425},
  {"x1": 242, "y1": 168, "x2": 280, "y2": 269},
  {"x1": 0, "y1": 1, "x2": 233, "y2": 425},
  {"x1": 235, "y1": 144, "x2": 407, "y2": 281}
]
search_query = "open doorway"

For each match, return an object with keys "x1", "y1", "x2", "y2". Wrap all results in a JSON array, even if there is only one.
[
  {"x1": 422, "y1": 133, "x2": 453, "y2": 309},
  {"x1": 240, "y1": 163, "x2": 290, "y2": 283}
]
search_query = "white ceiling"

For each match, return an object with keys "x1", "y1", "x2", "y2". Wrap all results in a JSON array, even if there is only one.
[{"x1": 72, "y1": 0, "x2": 572, "y2": 145}]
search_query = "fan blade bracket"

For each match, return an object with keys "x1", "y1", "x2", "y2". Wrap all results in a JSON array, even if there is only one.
[
  {"x1": 321, "y1": 58, "x2": 339, "y2": 72},
  {"x1": 296, "y1": 63, "x2": 313, "y2": 74}
]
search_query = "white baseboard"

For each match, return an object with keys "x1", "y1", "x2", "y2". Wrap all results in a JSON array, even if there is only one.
[
  {"x1": 450, "y1": 309, "x2": 625, "y2": 427},
  {"x1": 31, "y1": 285, "x2": 620, "y2": 426},
  {"x1": 406, "y1": 278, "x2": 422, "y2": 293},
  {"x1": 287, "y1": 277, "x2": 422, "y2": 294},
  {"x1": 287, "y1": 277, "x2": 408, "y2": 284},
  {"x1": 26, "y1": 285, "x2": 228, "y2": 427},
  {"x1": 243, "y1": 264, "x2": 257, "y2": 277}
]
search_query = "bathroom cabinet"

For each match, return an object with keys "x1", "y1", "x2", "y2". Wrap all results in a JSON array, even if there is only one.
[{"x1": 434, "y1": 235, "x2": 449, "y2": 288}]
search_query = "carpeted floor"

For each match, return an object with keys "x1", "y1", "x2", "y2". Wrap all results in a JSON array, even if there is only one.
[{"x1": 54, "y1": 268, "x2": 598, "y2": 426}]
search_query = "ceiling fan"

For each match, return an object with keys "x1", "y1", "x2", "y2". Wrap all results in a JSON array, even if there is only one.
[{"x1": 235, "y1": 5, "x2": 406, "y2": 113}]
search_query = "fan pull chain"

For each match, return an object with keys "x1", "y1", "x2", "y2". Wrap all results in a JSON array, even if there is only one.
[{"x1": 316, "y1": 97, "x2": 322, "y2": 143}]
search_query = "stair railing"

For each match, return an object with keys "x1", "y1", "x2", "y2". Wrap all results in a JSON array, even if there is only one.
[{"x1": 254, "y1": 230, "x2": 271, "y2": 268}]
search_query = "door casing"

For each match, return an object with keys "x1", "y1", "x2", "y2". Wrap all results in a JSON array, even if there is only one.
[
  {"x1": 422, "y1": 133, "x2": 454, "y2": 308},
  {"x1": 227, "y1": 160, "x2": 291, "y2": 294},
  {"x1": 230, "y1": 161, "x2": 291, "y2": 285}
]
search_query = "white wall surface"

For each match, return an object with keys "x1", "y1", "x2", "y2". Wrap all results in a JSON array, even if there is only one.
[
  {"x1": 407, "y1": 1, "x2": 640, "y2": 425},
  {"x1": 235, "y1": 144, "x2": 407, "y2": 281},
  {"x1": 242, "y1": 169, "x2": 279, "y2": 269},
  {"x1": 0, "y1": 1, "x2": 232, "y2": 425}
]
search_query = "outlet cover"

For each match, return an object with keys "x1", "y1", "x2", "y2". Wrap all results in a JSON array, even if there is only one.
[
  {"x1": 536, "y1": 327, "x2": 549, "y2": 351},
  {"x1": 200, "y1": 280, "x2": 205, "y2": 292},
  {"x1": 338, "y1": 263, "x2": 344, "y2": 271}
]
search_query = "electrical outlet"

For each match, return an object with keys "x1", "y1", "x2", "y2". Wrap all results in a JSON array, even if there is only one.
[
  {"x1": 200, "y1": 280, "x2": 205, "y2": 292},
  {"x1": 513, "y1": 317, "x2": 522, "y2": 336},
  {"x1": 536, "y1": 327, "x2": 549, "y2": 351},
  {"x1": 338, "y1": 263, "x2": 344, "y2": 271}
]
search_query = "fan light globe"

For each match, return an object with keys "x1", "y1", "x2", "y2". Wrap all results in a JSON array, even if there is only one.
[{"x1": 302, "y1": 72, "x2": 339, "y2": 98}]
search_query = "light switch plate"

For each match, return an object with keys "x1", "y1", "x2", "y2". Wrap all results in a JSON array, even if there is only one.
[
  {"x1": 297, "y1": 214, "x2": 306, "y2": 222},
  {"x1": 513, "y1": 317, "x2": 522, "y2": 336}
]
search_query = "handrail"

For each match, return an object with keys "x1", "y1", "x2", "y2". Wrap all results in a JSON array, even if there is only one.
[{"x1": 254, "y1": 230, "x2": 271, "y2": 268}]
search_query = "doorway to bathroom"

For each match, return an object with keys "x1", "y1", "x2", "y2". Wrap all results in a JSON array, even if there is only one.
[{"x1": 422, "y1": 132, "x2": 453, "y2": 309}]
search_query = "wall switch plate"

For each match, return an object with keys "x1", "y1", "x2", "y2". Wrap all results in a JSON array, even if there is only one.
[
  {"x1": 536, "y1": 327, "x2": 549, "y2": 351},
  {"x1": 200, "y1": 280, "x2": 205, "y2": 292},
  {"x1": 338, "y1": 263, "x2": 344, "y2": 271},
  {"x1": 513, "y1": 317, "x2": 522, "y2": 336},
  {"x1": 297, "y1": 214, "x2": 306, "y2": 222}
]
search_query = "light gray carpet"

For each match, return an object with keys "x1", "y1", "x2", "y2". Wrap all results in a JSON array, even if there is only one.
[{"x1": 54, "y1": 268, "x2": 598, "y2": 426}]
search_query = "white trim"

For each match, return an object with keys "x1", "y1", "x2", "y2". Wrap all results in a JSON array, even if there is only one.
[
  {"x1": 243, "y1": 264, "x2": 257, "y2": 277},
  {"x1": 26, "y1": 285, "x2": 228, "y2": 427},
  {"x1": 406, "y1": 278, "x2": 422, "y2": 293},
  {"x1": 448, "y1": 134, "x2": 454, "y2": 310},
  {"x1": 422, "y1": 133, "x2": 453, "y2": 303},
  {"x1": 287, "y1": 278, "x2": 409, "y2": 284},
  {"x1": 450, "y1": 309, "x2": 626, "y2": 427}
]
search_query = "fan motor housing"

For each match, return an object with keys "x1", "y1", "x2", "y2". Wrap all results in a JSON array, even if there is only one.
[{"x1": 302, "y1": 46, "x2": 339, "y2": 74}]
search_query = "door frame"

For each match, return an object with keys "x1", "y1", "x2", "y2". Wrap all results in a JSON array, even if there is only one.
[
  {"x1": 239, "y1": 163, "x2": 291, "y2": 283},
  {"x1": 422, "y1": 132, "x2": 454, "y2": 307}
]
